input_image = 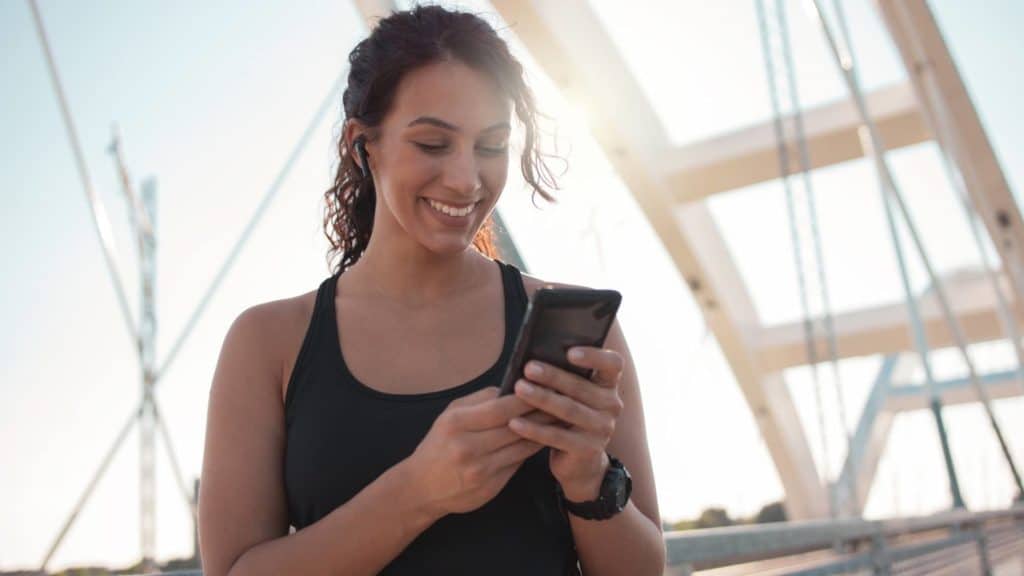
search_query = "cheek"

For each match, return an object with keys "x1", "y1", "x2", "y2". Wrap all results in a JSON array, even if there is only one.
[
  {"x1": 381, "y1": 154, "x2": 439, "y2": 203},
  {"x1": 481, "y1": 159, "x2": 510, "y2": 196}
]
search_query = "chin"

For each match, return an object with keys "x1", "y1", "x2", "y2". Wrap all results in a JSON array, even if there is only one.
[
  {"x1": 418, "y1": 235, "x2": 478, "y2": 257},
  {"x1": 414, "y1": 203, "x2": 492, "y2": 254}
]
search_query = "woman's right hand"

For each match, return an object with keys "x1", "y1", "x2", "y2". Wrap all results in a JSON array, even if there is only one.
[{"x1": 404, "y1": 386, "x2": 559, "y2": 517}]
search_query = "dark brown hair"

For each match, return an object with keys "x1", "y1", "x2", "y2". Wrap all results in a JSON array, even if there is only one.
[{"x1": 323, "y1": 5, "x2": 560, "y2": 274}]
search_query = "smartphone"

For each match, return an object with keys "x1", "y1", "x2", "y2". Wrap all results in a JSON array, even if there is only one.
[{"x1": 498, "y1": 287, "x2": 622, "y2": 396}]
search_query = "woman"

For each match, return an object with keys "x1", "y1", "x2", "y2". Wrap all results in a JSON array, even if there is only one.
[{"x1": 199, "y1": 5, "x2": 663, "y2": 575}]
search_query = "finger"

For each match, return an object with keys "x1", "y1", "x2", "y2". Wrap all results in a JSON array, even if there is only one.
[
  {"x1": 521, "y1": 409, "x2": 565, "y2": 427},
  {"x1": 465, "y1": 424, "x2": 527, "y2": 454},
  {"x1": 508, "y1": 416, "x2": 605, "y2": 456},
  {"x1": 447, "y1": 393, "x2": 535, "y2": 432},
  {"x1": 565, "y1": 347, "x2": 624, "y2": 388},
  {"x1": 462, "y1": 407, "x2": 565, "y2": 454},
  {"x1": 514, "y1": 379, "x2": 614, "y2": 434},
  {"x1": 522, "y1": 361, "x2": 621, "y2": 413},
  {"x1": 487, "y1": 438, "x2": 544, "y2": 470},
  {"x1": 488, "y1": 447, "x2": 541, "y2": 487}
]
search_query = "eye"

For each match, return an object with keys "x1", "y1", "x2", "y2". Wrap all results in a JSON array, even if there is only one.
[
  {"x1": 414, "y1": 142, "x2": 446, "y2": 153},
  {"x1": 479, "y1": 145, "x2": 508, "y2": 156},
  {"x1": 413, "y1": 142, "x2": 508, "y2": 155}
]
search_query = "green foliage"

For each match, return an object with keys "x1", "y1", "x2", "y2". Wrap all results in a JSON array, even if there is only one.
[
  {"x1": 667, "y1": 500, "x2": 787, "y2": 532},
  {"x1": 754, "y1": 501, "x2": 787, "y2": 524},
  {"x1": 695, "y1": 507, "x2": 733, "y2": 529}
]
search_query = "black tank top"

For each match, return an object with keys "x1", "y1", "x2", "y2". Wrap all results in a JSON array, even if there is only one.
[{"x1": 283, "y1": 259, "x2": 581, "y2": 575}]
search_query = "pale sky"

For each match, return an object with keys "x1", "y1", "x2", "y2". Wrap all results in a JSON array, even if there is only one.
[{"x1": 2, "y1": 0, "x2": 1023, "y2": 571}]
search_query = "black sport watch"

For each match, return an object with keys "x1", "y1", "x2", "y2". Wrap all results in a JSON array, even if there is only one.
[{"x1": 556, "y1": 454, "x2": 632, "y2": 520}]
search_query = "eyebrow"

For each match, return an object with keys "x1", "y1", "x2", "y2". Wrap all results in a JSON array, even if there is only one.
[{"x1": 406, "y1": 116, "x2": 510, "y2": 133}]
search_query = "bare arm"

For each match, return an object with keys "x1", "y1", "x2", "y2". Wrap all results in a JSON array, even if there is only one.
[
  {"x1": 199, "y1": 305, "x2": 443, "y2": 576},
  {"x1": 224, "y1": 462, "x2": 439, "y2": 576},
  {"x1": 566, "y1": 319, "x2": 665, "y2": 576}
]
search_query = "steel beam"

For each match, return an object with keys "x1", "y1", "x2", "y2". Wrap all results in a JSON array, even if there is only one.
[
  {"x1": 875, "y1": 0, "x2": 1024, "y2": 318},
  {"x1": 756, "y1": 270, "x2": 1016, "y2": 371},
  {"x1": 664, "y1": 82, "x2": 929, "y2": 203},
  {"x1": 888, "y1": 368, "x2": 1024, "y2": 412},
  {"x1": 835, "y1": 355, "x2": 899, "y2": 515},
  {"x1": 492, "y1": 0, "x2": 827, "y2": 518}
]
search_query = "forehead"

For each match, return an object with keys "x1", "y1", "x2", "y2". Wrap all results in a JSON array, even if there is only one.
[{"x1": 386, "y1": 59, "x2": 511, "y2": 132}]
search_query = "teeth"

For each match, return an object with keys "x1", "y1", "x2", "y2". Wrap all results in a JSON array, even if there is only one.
[{"x1": 427, "y1": 198, "x2": 476, "y2": 217}]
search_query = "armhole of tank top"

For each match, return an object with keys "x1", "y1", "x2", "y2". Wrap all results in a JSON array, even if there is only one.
[
  {"x1": 501, "y1": 259, "x2": 529, "y2": 308},
  {"x1": 283, "y1": 275, "x2": 330, "y2": 421}
]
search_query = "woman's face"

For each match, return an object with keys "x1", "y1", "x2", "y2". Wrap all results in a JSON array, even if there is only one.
[{"x1": 357, "y1": 59, "x2": 512, "y2": 257}]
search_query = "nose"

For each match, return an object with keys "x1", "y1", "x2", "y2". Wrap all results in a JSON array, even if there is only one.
[{"x1": 441, "y1": 146, "x2": 482, "y2": 197}]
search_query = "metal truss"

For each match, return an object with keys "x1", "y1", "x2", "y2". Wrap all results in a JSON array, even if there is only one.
[{"x1": 490, "y1": 0, "x2": 1024, "y2": 518}]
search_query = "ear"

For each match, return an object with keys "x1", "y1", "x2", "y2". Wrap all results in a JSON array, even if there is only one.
[{"x1": 344, "y1": 116, "x2": 372, "y2": 170}]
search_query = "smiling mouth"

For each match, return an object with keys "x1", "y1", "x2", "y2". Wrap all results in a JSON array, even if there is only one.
[{"x1": 424, "y1": 197, "x2": 480, "y2": 217}]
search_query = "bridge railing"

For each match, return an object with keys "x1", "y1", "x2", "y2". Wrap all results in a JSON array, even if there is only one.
[
  {"x1": 137, "y1": 504, "x2": 1024, "y2": 575},
  {"x1": 663, "y1": 503, "x2": 1024, "y2": 575}
]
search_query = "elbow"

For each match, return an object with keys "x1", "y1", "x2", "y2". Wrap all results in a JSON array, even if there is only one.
[
  {"x1": 654, "y1": 540, "x2": 667, "y2": 575},
  {"x1": 224, "y1": 547, "x2": 257, "y2": 576},
  {"x1": 646, "y1": 529, "x2": 667, "y2": 576},
  {"x1": 200, "y1": 544, "x2": 248, "y2": 576},
  {"x1": 216, "y1": 555, "x2": 246, "y2": 576}
]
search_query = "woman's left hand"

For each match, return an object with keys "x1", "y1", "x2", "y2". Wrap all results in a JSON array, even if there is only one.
[{"x1": 508, "y1": 346, "x2": 625, "y2": 502}]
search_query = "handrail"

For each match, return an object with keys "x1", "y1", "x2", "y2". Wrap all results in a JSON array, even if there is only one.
[
  {"x1": 133, "y1": 505, "x2": 1024, "y2": 575},
  {"x1": 664, "y1": 504, "x2": 1024, "y2": 573}
]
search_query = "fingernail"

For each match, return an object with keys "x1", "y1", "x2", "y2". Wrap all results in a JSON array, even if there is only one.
[
  {"x1": 525, "y1": 362, "x2": 543, "y2": 377},
  {"x1": 568, "y1": 348, "x2": 584, "y2": 361},
  {"x1": 516, "y1": 380, "x2": 535, "y2": 394}
]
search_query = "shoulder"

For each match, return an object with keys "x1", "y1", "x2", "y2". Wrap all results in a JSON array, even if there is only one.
[
  {"x1": 220, "y1": 284, "x2": 320, "y2": 403},
  {"x1": 517, "y1": 270, "x2": 590, "y2": 299},
  {"x1": 229, "y1": 288, "x2": 316, "y2": 354}
]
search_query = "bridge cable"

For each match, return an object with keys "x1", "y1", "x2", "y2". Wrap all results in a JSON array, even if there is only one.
[
  {"x1": 755, "y1": 0, "x2": 839, "y2": 519},
  {"x1": 813, "y1": 0, "x2": 1024, "y2": 504},
  {"x1": 883, "y1": 2, "x2": 1024, "y2": 414}
]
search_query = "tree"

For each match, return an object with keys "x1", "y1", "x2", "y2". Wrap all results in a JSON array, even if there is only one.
[
  {"x1": 695, "y1": 507, "x2": 733, "y2": 529},
  {"x1": 754, "y1": 501, "x2": 787, "y2": 524}
]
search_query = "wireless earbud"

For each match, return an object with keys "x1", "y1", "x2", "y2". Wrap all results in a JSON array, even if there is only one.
[{"x1": 353, "y1": 136, "x2": 370, "y2": 179}]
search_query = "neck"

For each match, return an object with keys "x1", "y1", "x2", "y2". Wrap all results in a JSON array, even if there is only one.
[{"x1": 344, "y1": 234, "x2": 489, "y2": 307}]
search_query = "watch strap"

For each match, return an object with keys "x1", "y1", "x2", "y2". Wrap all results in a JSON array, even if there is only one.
[{"x1": 556, "y1": 454, "x2": 631, "y2": 520}]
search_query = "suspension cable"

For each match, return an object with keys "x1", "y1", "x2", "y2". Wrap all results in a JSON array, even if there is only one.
[
  {"x1": 755, "y1": 0, "x2": 835, "y2": 518},
  {"x1": 812, "y1": 0, "x2": 1024, "y2": 503},
  {"x1": 824, "y1": 0, "x2": 966, "y2": 510},
  {"x1": 27, "y1": 0, "x2": 139, "y2": 346},
  {"x1": 778, "y1": 0, "x2": 856, "y2": 514}
]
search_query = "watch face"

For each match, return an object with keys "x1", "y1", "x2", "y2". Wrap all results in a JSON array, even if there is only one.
[
  {"x1": 607, "y1": 467, "x2": 631, "y2": 509},
  {"x1": 614, "y1": 485, "x2": 626, "y2": 507}
]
